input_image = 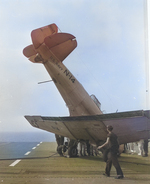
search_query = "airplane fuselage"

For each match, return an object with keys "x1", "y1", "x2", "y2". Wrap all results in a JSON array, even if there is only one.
[{"x1": 43, "y1": 51, "x2": 103, "y2": 116}]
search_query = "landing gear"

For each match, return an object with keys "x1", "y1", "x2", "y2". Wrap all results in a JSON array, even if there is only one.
[
  {"x1": 56, "y1": 139, "x2": 78, "y2": 157},
  {"x1": 56, "y1": 135, "x2": 95, "y2": 158},
  {"x1": 67, "y1": 139, "x2": 78, "y2": 157},
  {"x1": 55, "y1": 134, "x2": 64, "y2": 156},
  {"x1": 68, "y1": 146, "x2": 78, "y2": 157},
  {"x1": 57, "y1": 145, "x2": 64, "y2": 156}
]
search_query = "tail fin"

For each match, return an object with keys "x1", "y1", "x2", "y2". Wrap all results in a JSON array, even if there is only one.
[
  {"x1": 23, "y1": 23, "x2": 77, "y2": 63},
  {"x1": 31, "y1": 23, "x2": 58, "y2": 49}
]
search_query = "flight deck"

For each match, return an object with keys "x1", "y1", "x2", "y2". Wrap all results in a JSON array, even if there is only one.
[{"x1": 0, "y1": 142, "x2": 150, "y2": 184}]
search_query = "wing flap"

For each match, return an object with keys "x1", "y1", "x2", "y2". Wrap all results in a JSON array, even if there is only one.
[{"x1": 25, "y1": 110, "x2": 150, "y2": 145}]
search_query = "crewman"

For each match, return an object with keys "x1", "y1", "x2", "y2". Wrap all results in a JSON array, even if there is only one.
[
  {"x1": 143, "y1": 139, "x2": 149, "y2": 157},
  {"x1": 138, "y1": 139, "x2": 144, "y2": 156},
  {"x1": 97, "y1": 125, "x2": 124, "y2": 179},
  {"x1": 78, "y1": 141, "x2": 86, "y2": 156}
]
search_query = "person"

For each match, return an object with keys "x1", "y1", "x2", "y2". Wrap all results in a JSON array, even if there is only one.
[
  {"x1": 86, "y1": 141, "x2": 91, "y2": 156},
  {"x1": 143, "y1": 139, "x2": 149, "y2": 157},
  {"x1": 138, "y1": 139, "x2": 144, "y2": 156},
  {"x1": 78, "y1": 141, "x2": 86, "y2": 156},
  {"x1": 97, "y1": 125, "x2": 124, "y2": 179}
]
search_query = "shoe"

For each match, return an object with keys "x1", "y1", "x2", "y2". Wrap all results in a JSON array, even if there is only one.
[
  {"x1": 103, "y1": 173, "x2": 110, "y2": 177},
  {"x1": 143, "y1": 154, "x2": 148, "y2": 157},
  {"x1": 115, "y1": 175, "x2": 124, "y2": 179}
]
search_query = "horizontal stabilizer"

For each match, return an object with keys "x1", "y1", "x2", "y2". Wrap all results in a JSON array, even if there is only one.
[
  {"x1": 23, "y1": 44, "x2": 43, "y2": 63},
  {"x1": 44, "y1": 33, "x2": 77, "y2": 62},
  {"x1": 23, "y1": 44, "x2": 37, "y2": 58},
  {"x1": 44, "y1": 33, "x2": 76, "y2": 49}
]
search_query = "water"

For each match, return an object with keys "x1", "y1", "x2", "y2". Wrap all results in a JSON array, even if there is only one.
[
  {"x1": 0, "y1": 142, "x2": 40, "y2": 159},
  {"x1": 0, "y1": 132, "x2": 55, "y2": 142}
]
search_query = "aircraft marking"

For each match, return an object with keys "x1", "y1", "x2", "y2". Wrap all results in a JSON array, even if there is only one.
[
  {"x1": 49, "y1": 56, "x2": 63, "y2": 71},
  {"x1": 24, "y1": 151, "x2": 31, "y2": 155},
  {"x1": 49, "y1": 55, "x2": 76, "y2": 83},
  {"x1": 51, "y1": 126, "x2": 60, "y2": 131},
  {"x1": 56, "y1": 63, "x2": 63, "y2": 71},
  {"x1": 9, "y1": 159, "x2": 21, "y2": 167},
  {"x1": 64, "y1": 69, "x2": 75, "y2": 83}
]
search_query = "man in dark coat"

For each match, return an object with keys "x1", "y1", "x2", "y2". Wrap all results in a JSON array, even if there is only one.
[
  {"x1": 97, "y1": 125, "x2": 124, "y2": 179},
  {"x1": 143, "y1": 139, "x2": 149, "y2": 157}
]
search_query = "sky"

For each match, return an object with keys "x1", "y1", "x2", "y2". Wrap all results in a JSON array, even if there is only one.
[{"x1": 0, "y1": 0, "x2": 149, "y2": 136}]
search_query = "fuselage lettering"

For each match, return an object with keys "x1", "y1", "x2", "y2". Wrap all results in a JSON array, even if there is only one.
[
  {"x1": 49, "y1": 56, "x2": 76, "y2": 83},
  {"x1": 64, "y1": 69, "x2": 75, "y2": 83},
  {"x1": 64, "y1": 69, "x2": 69, "y2": 76}
]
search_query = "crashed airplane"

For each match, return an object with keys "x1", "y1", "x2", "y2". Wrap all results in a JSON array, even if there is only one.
[{"x1": 23, "y1": 23, "x2": 150, "y2": 157}]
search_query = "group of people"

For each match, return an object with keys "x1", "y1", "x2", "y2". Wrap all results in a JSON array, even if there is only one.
[
  {"x1": 124, "y1": 140, "x2": 149, "y2": 157},
  {"x1": 55, "y1": 125, "x2": 149, "y2": 180},
  {"x1": 78, "y1": 141, "x2": 98, "y2": 156}
]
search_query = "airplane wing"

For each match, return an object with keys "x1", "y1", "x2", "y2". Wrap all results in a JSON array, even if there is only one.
[{"x1": 25, "y1": 110, "x2": 150, "y2": 145}]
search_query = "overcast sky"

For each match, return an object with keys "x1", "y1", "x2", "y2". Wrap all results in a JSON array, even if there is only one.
[{"x1": 0, "y1": 0, "x2": 149, "y2": 134}]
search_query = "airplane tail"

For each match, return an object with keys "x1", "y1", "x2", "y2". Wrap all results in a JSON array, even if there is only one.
[{"x1": 23, "y1": 23, "x2": 77, "y2": 63}]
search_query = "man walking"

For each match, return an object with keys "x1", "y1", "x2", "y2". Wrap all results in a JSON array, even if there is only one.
[{"x1": 97, "y1": 125, "x2": 124, "y2": 179}]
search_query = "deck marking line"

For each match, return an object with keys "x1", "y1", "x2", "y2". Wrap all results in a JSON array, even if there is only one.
[
  {"x1": 32, "y1": 147, "x2": 36, "y2": 149},
  {"x1": 24, "y1": 151, "x2": 31, "y2": 155},
  {"x1": 9, "y1": 159, "x2": 21, "y2": 167},
  {"x1": 37, "y1": 144, "x2": 40, "y2": 146}
]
